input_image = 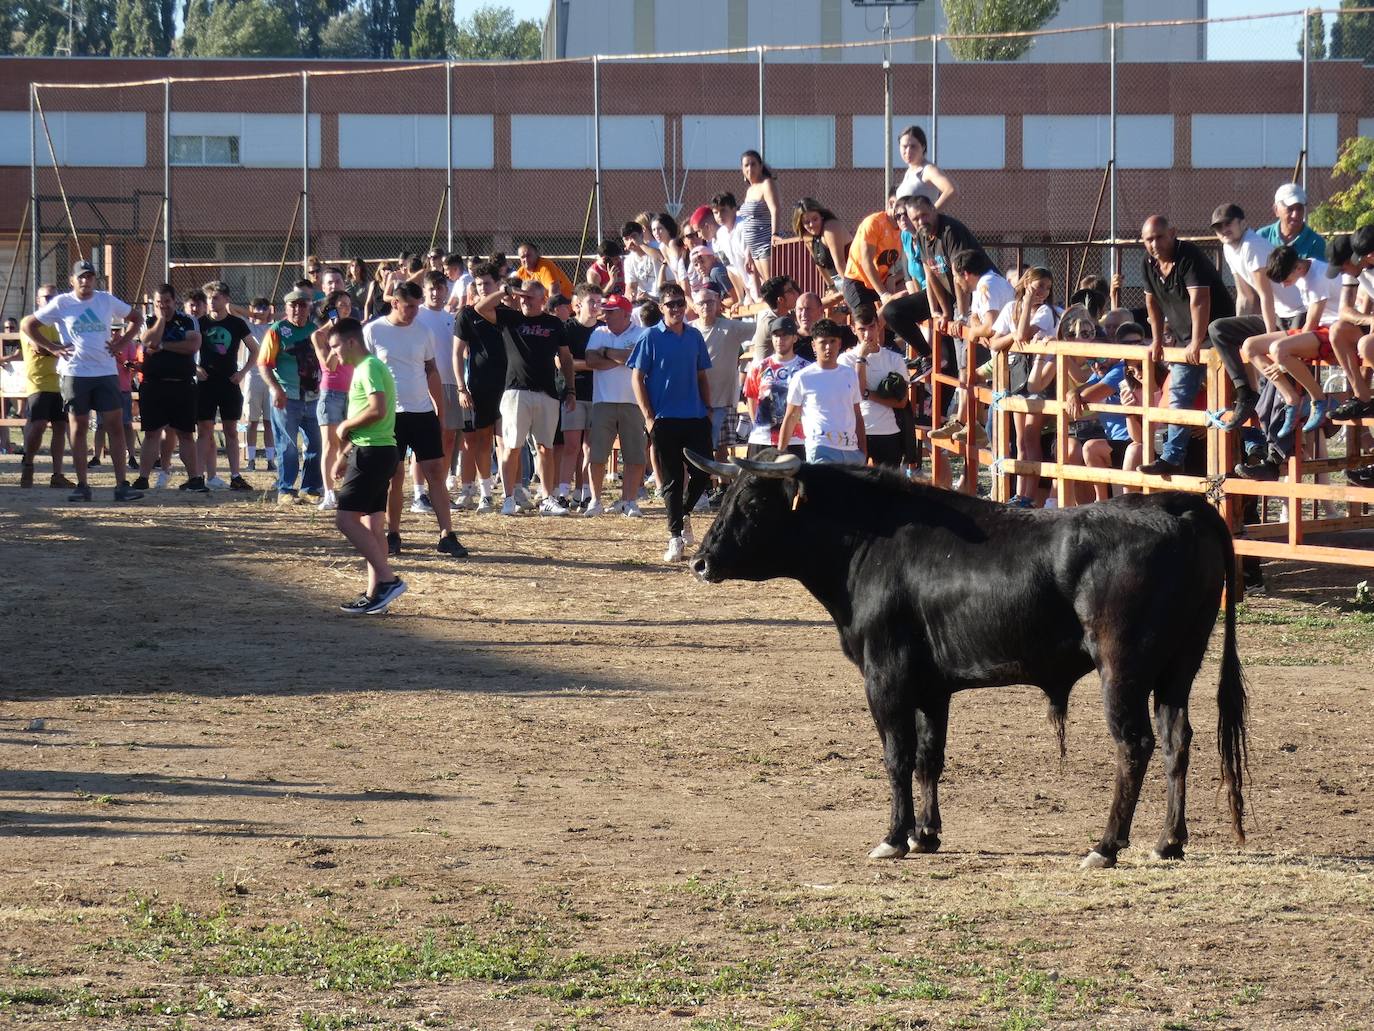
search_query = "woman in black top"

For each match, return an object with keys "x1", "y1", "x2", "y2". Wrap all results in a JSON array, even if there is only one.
[{"x1": 792, "y1": 198, "x2": 851, "y2": 306}]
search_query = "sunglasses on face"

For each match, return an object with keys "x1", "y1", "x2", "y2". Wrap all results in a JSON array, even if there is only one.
[{"x1": 662, "y1": 299, "x2": 687, "y2": 310}]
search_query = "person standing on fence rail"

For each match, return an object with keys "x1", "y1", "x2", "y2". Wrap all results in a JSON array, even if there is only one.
[
  {"x1": 896, "y1": 125, "x2": 957, "y2": 213},
  {"x1": 737, "y1": 150, "x2": 780, "y2": 290},
  {"x1": 1137, "y1": 216, "x2": 1235, "y2": 478},
  {"x1": 22, "y1": 260, "x2": 144, "y2": 503},
  {"x1": 1206, "y1": 203, "x2": 1277, "y2": 432},
  {"x1": 17, "y1": 283, "x2": 72, "y2": 490}
]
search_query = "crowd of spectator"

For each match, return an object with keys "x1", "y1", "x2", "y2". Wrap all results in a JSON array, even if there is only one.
[{"x1": 6, "y1": 131, "x2": 1374, "y2": 611}]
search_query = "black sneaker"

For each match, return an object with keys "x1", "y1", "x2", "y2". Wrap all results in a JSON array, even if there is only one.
[
  {"x1": 179, "y1": 476, "x2": 210, "y2": 494},
  {"x1": 131, "y1": 475, "x2": 150, "y2": 491},
  {"x1": 338, "y1": 593, "x2": 373, "y2": 615},
  {"x1": 1219, "y1": 392, "x2": 1258, "y2": 432},
  {"x1": 229, "y1": 475, "x2": 252, "y2": 491},
  {"x1": 437, "y1": 532, "x2": 469, "y2": 558},
  {"x1": 386, "y1": 532, "x2": 401, "y2": 556},
  {"x1": 1333, "y1": 397, "x2": 1374, "y2": 421},
  {"x1": 1234, "y1": 458, "x2": 1280, "y2": 481},
  {"x1": 1348, "y1": 465, "x2": 1374, "y2": 488},
  {"x1": 365, "y1": 578, "x2": 407, "y2": 614},
  {"x1": 67, "y1": 484, "x2": 93, "y2": 502},
  {"x1": 1139, "y1": 458, "x2": 1182, "y2": 476},
  {"x1": 112, "y1": 483, "x2": 143, "y2": 501},
  {"x1": 266, "y1": 459, "x2": 276, "y2": 471}
]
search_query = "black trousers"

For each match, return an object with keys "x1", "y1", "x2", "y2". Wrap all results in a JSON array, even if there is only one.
[
  {"x1": 1207, "y1": 315, "x2": 1268, "y2": 395},
  {"x1": 651, "y1": 416, "x2": 712, "y2": 537},
  {"x1": 881, "y1": 291, "x2": 933, "y2": 357}
]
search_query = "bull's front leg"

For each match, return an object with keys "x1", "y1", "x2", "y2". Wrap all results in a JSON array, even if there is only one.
[
  {"x1": 908, "y1": 696, "x2": 950, "y2": 854},
  {"x1": 864, "y1": 672, "x2": 917, "y2": 860}
]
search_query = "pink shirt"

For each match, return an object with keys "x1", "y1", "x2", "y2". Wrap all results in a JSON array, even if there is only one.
[
  {"x1": 116, "y1": 340, "x2": 139, "y2": 392},
  {"x1": 321, "y1": 360, "x2": 353, "y2": 393}
]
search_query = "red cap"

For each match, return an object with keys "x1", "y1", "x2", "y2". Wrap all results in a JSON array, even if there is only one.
[
  {"x1": 689, "y1": 204, "x2": 714, "y2": 227},
  {"x1": 601, "y1": 294, "x2": 632, "y2": 313}
]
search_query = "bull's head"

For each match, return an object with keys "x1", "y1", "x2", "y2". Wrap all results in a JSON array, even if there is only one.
[{"x1": 685, "y1": 449, "x2": 803, "y2": 583}]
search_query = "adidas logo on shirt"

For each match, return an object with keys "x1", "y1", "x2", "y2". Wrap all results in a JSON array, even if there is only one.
[{"x1": 71, "y1": 308, "x2": 107, "y2": 335}]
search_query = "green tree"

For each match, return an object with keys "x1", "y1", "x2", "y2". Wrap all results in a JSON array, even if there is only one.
[
  {"x1": 402, "y1": 0, "x2": 449, "y2": 57},
  {"x1": 188, "y1": 0, "x2": 294, "y2": 56},
  {"x1": 176, "y1": 0, "x2": 211, "y2": 55},
  {"x1": 111, "y1": 0, "x2": 160, "y2": 55},
  {"x1": 941, "y1": 0, "x2": 1061, "y2": 61},
  {"x1": 1310, "y1": 137, "x2": 1374, "y2": 235},
  {"x1": 319, "y1": 7, "x2": 369, "y2": 56},
  {"x1": 453, "y1": 3, "x2": 540, "y2": 61},
  {"x1": 1299, "y1": 9, "x2": 1326, "y2": 59},
  {"x1": 1329, "y1": 0, "x2": 1374, "y2": 62}
]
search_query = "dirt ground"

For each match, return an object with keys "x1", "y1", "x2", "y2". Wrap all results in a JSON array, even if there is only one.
[{"x1": 2, "y1": 459, "x2": 1374, "y2": 1031}]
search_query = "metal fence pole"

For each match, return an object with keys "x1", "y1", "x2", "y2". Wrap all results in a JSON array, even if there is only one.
[
  {"x1": 1109, "y1": 24, "x2": 1117, "y2": 278},
  {"x1": 301, "y1": 71, "x2": 309, "y2": 270},
  {"x1": 29, "y1": 83, "x2": 38, "y2": 302},
  {"x1": 163, "y1": 78, "x2": 171, "y2": 285},
  {"x1": 757, "y1": 45, "x2": 766, "y2": 154},
  {"x1": 883, "y1": 34, "x2": 893, "y2": 201},
  {"x1": 592, "y1": 54, "x2": 603, "y2": 245},
  {"x1": 929, "y1": 35, "x2": 939, "y2": 164},
  {"x1": 445, "y1": 61, "x2": 453, "y2": 251},
  {"x1": 1301, "y1": 6, "x2": 1310, "y2": 191}
]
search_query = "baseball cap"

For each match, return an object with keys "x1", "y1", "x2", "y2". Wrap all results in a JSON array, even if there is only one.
[
  {"x1": 70, "y1": 259, "x2": 95, "y2": 277},
  {"x1": 1352, "y1": 225, "x2": 1374, "y2": 257},
  {"x1": 769, "y1": 314, "x2": 798, "y2": 336},
  {"x1": 600, "y1": 294, "x2": 632, "y2": 313},
  {"x1": 283, "y1": 287, "x2": 314, "y2": 303},
  {"x1": 689, "y1": 204, "x2": 714, "y2": 227},
  {"x1": 1210, "y1": 203, "x2": 1245, "y2": 228},
  {"x1": 1325, "y1": 235, "x2": 1354, "y2": 276},
  {"x1": 1274, "y1": 183, "x2": 1308, "y2": 208}
]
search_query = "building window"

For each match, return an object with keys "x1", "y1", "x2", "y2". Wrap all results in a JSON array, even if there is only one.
[{"x1": 170, "y1": 134, "x2": 240, "y2": 166}]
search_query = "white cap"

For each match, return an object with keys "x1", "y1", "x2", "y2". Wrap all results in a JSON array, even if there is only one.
[{"x1": 1274, "y1": 183, "x2": 1308, "y2": 208}]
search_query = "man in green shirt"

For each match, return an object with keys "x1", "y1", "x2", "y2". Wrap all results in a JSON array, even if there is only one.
[{"x1": 329, "y1": 317, "x2": 405, "y2": 615}]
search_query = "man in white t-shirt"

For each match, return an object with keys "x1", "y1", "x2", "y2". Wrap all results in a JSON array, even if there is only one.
[
  {"x1": 363, "y1": 280, "x2": 467, "y2": 559},
  {"x1": 1325, "y1": 231, "x2": 1374, "y2": 420},
  {"x1": 583, "y1": 294, "x2": 648, "y2": 516},
  {"x1": 778, "y1": 319, "x2": 866, "y2": 465},
  {"x1": 621, "y1": 222, "x2": 663, "y2": 302},
  {"x1": 415, "y1": 270, "x2": 462, "y2": 496},
  {"x1": 20, "y1": 259, "x2": 144, "y2": 502},
  {"x1": 931, "y1": 249, "x2": 1013, "y2": 444},
  {"x1": 838, "y1": 304, "x2": 909, "y2": 467}
]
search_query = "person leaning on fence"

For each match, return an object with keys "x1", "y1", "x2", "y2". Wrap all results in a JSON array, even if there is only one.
[
  {"x1": 777, "y1": 319, "x2": 866, "y2": 467},
  {"x1": 257, "y1": 286, "x2": 324, "y2": 503},
  {"x1": 17, "y1": 283, "x2": 71, "y2": 490},
  {"x1": 196, "y1": 281, "x2": 256, "y2": 492},
  {"x1": 22, "y1": 260, "x2": 145, "y2": 503},
  {"x1": 1328, "y1": 228, "x2": 1374, "y2": 421},
  {"x1": 328, "y1": 317, "x2": 406, "y2": 616},
  {"x1": 132, "y1": 284, "x2": 206, "y2": 495},
  {"x1": 511, "y1": 241, "x2": 573, "y2": 300},
  {"x1": 1136, "y1": 215, "x2": 1236, "y2": 477},
  {"x1": 988, "y1": 265, "x2": 1059, "y2": 508},
  {"x1": 586, "y1": 238, "x2": 626, "y2": 298},
  {"x1": 793, "y1": 197, "x2": 851, "y2": 306},
  {"x1": 838, "y1": 303, "x2": 909, "y2": 469},
  {"x1": 930, "y1": 249, "x2": 1014, "y2": 447}
]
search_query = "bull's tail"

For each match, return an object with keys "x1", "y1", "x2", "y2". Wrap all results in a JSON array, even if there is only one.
[{"x1": 1214, "y1": 517, "x2": 1249, "y2": 844}]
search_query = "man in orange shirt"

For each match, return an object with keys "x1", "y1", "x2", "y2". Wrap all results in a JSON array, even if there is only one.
[
  {"x1": 511, "y1": 242, "x2": 574, "y2": 298},
  {"x1": 841, "y1": 191, "x2": 904, "y2": 315}
]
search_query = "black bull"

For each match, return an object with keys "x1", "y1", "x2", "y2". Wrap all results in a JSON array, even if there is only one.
[{"x1": 686, "y1": 451, "x2": 1248, "y2": 869}]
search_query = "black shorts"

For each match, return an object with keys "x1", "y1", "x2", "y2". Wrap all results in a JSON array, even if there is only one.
[
  {"x1": 337, "y1": 444, "x2": 399, "y2": 514},
  {"x1": 198, "y1": 376, "x2": 244, "y2": 423},
  {"x1": 27, "y1": 391, "x2": 64, "y2": 423},
  {"x1": 866, "y1": 432, "x2": 904, "y2": 468},
  {"x1": 140, "y1": 379, "x2": 198, "y2": 433},
  {"x1": 464, "y1": 381, "x2": 503, "y2": 432},
  {"x1": 394, "y1": 410, "x2": 444, "y2": 462},
  {"x1": 1107, "y1": 439, "x2": 1130, "y2": 467}
]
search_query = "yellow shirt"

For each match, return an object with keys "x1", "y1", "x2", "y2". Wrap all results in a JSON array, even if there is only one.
[
  {"x1": 22, "y1": 325, "x2": 61, "y2": 394},
  {"x1": 513, "y1": 258, "x2": 573, "y2": 299}
]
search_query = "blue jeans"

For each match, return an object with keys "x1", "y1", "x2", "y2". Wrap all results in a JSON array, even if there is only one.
[
  {"x1": 807, "y1": 444, "x2": 866, "y2": 466},
  {"x1": 1160, "y1": 362, "x2": 1206, "y2": 466},
  {"x1": 269, "y1": 396, "x2": 323, "y2": 495}
]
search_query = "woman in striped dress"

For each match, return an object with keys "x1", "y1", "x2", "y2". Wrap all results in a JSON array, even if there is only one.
[{"x1": 738, "y1": 149, "x2": 780, "y2": 289}]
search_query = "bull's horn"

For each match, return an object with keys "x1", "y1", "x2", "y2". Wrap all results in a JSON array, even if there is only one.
[
  {"x1": 735, "y1": 453, "x2": 801, "y2": 478},
  {"x1": 685, "y1": 449, "x2": 739, "y2": 479}
]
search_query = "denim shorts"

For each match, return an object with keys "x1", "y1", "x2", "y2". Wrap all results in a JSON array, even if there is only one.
[
  {"x1": 316, "y1": 389, "x2": 349, "y2": 427},
  {"x1": 807, "y1": 444, "x2": 865, "y2": 466}
]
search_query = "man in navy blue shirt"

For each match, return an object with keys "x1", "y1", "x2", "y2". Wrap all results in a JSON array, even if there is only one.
[{"x1": 629, "y1": 281, "x2": 713, "y2": 563}]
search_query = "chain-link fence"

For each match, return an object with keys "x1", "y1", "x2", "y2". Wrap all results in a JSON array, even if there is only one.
[{"x1": 11, "y1": 7, "x2": 1373, "y2": 316}]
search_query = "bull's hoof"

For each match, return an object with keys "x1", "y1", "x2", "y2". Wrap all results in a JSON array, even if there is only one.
[
  {"x1": 868, "y1": 840, "x2": 908, "y2": 860},
  {"x1": 1079, "y1": 850, "x2": 1116, "y2": 870},
  {"x1": 1150, "y1": 842, "x2": 1185, "y2": 861},
  {"x1": 907, "y1": 831, "x2": 941, "y2": 854}
]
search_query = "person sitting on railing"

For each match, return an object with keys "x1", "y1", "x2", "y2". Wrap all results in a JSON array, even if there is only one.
[
  {"x1": 988, "y1": 265, "x2": 1058, "y2": 508},
  {"x1": 1136, "y1": 215, "x2": 1235, "y2": 477},
  {"x1": 1328, "y1": 229, "x2": 1374, "y2": 421},
  {"x1": 1063, "y1": 321, "x2": 1148, "y2": 505},
  {"x1": 840, "y1": 191, "x2": 906, "y2": 319},
  {"x1": 930, "y1": 249, "x2": 1013, "y2": 448},
  {"x1": 793, "y1": 197, "x2": 851, "y2": 308},
  {"x1": 1238, "y1": 246, "x2": 1344, "y2": 438}
]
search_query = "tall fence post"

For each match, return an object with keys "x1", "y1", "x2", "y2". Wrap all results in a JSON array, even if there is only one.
[
  {"x1": 445, "y1": 61, "x2": 453, "y2": 252},
  {"x1": 163, "y1": 78, "x2": 171, "y2": 285},
  {"x1": 1301, "y1": 6, "x2": 1310, "y2": 191},
  {"x1": 592, "y1": 54, "x2": 603, "y2": 245},
  {"x1": 757, "y1": 45, "x2": 766, "y2": 154},
  {"x1": 883, "y1": 28, "x2": 893, "y2": 202},
  {"x1": 301, "y1": 70, "x2": 309, "y2": 270},
  {"x1": 1109, "y1": 23, "x2": 1117, "y2": 279},
  {"x1": 29, "y1": 83, "x2": 38, "y2": 303},
  {"x1": 929, "y1": 35, "x2": 939, "y2": 163}
]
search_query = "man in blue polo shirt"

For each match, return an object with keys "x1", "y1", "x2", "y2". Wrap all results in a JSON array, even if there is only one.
[
  {"x1": 1258, "y1": 183, "x2": 1326, "y2": 260},
  {"x1": 628, "y1": 281, "x2": 712, "y2": 563}
]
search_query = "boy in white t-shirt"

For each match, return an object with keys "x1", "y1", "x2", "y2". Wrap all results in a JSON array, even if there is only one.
[
  {"x1": 931, "y1": 249, "x2": 1014, "y2": 445},
  {"x1": 778, "y1": 319, "x2": 866, "y2": 465}
]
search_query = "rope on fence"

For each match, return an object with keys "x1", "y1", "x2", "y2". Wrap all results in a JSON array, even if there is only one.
[{"x1": 31, "y1": 89, "x2": 84, "y2": 261}]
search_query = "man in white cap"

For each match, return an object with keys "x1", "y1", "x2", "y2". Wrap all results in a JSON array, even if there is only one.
[{"x1": 1259, "y1": 183, "x2": 1326, "y2": 261}]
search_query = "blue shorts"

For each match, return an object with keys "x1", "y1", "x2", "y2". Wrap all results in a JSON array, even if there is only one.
[
  {"x1": 807, "y1": 444, "x2": 865, "y2": 466},
  {"x1": 317, "y1": 389, "x2": 349, "y2": 427}
]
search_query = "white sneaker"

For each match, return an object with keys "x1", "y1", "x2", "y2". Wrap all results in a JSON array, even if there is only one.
[
  {"x1": 539, "y1": 497, "x2": 570, "y2": 516},
  {"x1": 663, "y1": 536, "x2": 686, "y2": 563},
  {"x1": 513, "y1": 485, "x2": 537, "y2": 511},
  {"x1": 501, "y1": 497, "x2": 519, "y2": 516},
  {"x1": 445, "y1": 473, "x2": 458, "y2": 492},
  {"x1": 154, "y1": 470, "x2": 170, "y2": 489},
  {"x1": 476, "y1": 494, "x2": 495, "y2": 514},
  {"x1": 456, "y1": 488, "x2": 478, "y2": 511},
  {"x1": 410, "y1": 493, "x2": 434, "y2": 514},
  {"x1": 583, "y1": 499, "x2": 605, "y2": 517},
  {"x1": 317, "y1": 493, "x2": 337, "y2": 511},
  {"x1": 206, "y1": 475, "x2": 227, "y2": 489},
  {"x1": 682, "y1": 515, "x2": 695, "y2": 546},
  {"x1": 608, "y1": 499, "x2": 626, "y2": 515},
  {"x1": 692, "y1": 493, "x2": 711, "y2": 513},
  {"x1": 621, "y1": 500, "x2": 643, "y2": 518}
]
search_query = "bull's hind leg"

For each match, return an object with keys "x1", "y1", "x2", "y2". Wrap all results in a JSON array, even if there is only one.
[
  {"x1": 865, "y1": 676, "x2": 917, "y2": 860},
  {"x1": 908, "y1": 696, "x2": 950, "y2": 854},
  {"x1": 1150, "y1": 695, "x2": 1194, "y2": 861},
  {"x1": 1082, "y1": 683, "x2": 1155, "y2": 870}
]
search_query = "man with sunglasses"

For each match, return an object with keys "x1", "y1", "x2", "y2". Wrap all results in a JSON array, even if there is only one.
[{"x1": 257, "y1": 286, "x2": 324, "y2": 502}]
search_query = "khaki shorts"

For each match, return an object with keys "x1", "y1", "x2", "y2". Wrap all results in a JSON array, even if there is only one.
[
  {"x1": 561, "y1": 399, "x2": 591, "y2": 433},
  {"x1": 247, "y1": 373, "x2": 270, "y2": 421},
  {"x1": 499, "y1": 388, "x2": 559, "y2": 449},
  {"x1": 588, "y1": 402, "x2": 647, "y2": 466}
]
